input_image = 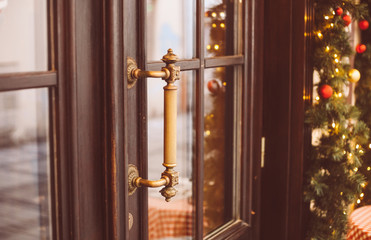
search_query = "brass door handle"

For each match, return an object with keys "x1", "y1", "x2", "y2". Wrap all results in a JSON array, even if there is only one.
[{"x1": 127, "y1": 49, "x2": 180, "y2": 202}]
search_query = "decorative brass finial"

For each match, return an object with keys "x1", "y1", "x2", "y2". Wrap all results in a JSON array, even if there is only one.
[
  {"x1": 161, "y1": 49, "x2": 180, "y2": 84},
  {"x1": 161, "y1": 49, "x2": 179, "y2": 64}
]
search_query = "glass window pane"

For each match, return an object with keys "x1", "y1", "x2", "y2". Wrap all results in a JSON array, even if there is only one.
[
  {"x1": 147, "y1": 71, "x2": 194, "y2": 240},
  {"x1": 0, "y1": 0, "x2": 48, "y2": 74},
  {"x1": 0, "y1": 88, "x2": 52, "y2": 239},
  {"x1": 146, "y1": 0, "x2": 195, "y2": 62},
  {"x1": 204, "y1": 0, "x2": 243, "y2": 57},
  {"x1": 203, "y1": 67, "x2": 240, "y2": 236}
]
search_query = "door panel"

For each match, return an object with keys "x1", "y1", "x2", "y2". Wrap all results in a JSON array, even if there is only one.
[
  {"x1": 203, "y1": 66, "x2": 240, "y2": 236},
  {"x1": 0, "y1": 0, "x2": 48, "y2": 74},
  {"x1": 124, "y1": 0, "x2": 263, "y2": 239},
  {"x1": 146, "y1": 0, "x2": 196, "y2": 62},
  {"x1": 0, "y1": 88, "x2": 51, "y2": 239},
  {"x1": 204, "y1": 0, "x2": 236, "y2": 57},
  {"x1": 124, "y1": 0, "x2": 144, "y2": 239},
  {"x1": 0, "y1": 1, "x2": 54, "y2": 239}
]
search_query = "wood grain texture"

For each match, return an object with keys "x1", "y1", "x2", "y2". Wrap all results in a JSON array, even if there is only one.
[
  {"x1": 54, "y1": 0, "x2": 78, "y2": 239},
  {"x1": 260, "y1": 0, "x2": 310, "y2": 239},
  {"x1": 104, "y1": 0, "x2": 126, "y2": 239},
  {"x1": 205, "y1": 55, "x2": 244, "y2": 68},
  {"x1": 195, "y1": 0, "x2": 205, "y2": 238},
  {"x1": 147, "y1": 59, "x2": 200, "y2": 71},
  {"x1": 0, "y1": 72, "x2": 57, "y2": 92},
  {"x1": 55, "y1": 0, "x2": 107, "y2": 239}
]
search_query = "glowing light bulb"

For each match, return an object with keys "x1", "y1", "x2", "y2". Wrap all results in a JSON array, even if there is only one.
[
  {"x1": 220, "y1": 23, "x2": 225, "y2": 28},
  {"x1": 223, "y1": 82, "x2": 227, "y2": 86},
  {"x1": 315, "y1": 96, "x2": 320, "y2": 101},
  {"x1": 317, "y1": 32, "x2": 323, "y2": 38},
  {"x1": 357, "y1": 199, "x2": 361, "y2": 204},
  {"x1": 332, "y1": 11, "x2": 336, "y2": 15},
  {"x1": 220, "y1": 12, "x2": 226, "y2": 18},
  {"x1": 361, "y1": 183, "x2": 366, "y2": 188},
  {"x1": 343, "y1": 151, "x2": 346, "y2": 154},
  {"x1": 335, "y1": 68, "x2": 339, "y2": 73},
  {"x1": 207, "y1": 45, "x2": 211, "y2": 50},
  {"x1": 356, "y1": 144, "x2": 360, "y2": 149},
  {"x1": 354, "y1": 167, "x2": 358, "y2": 172},
  {"x1": 349, "y1": 153, "x2": 353, "y2": 157},
  {"x1": 332, "y1": 122, "x2": 336, "y2": 128},
  {"x1": 335, "y1": 59, "x2": 339, "y2": 63},
  {"x1": 368, "y1": 167, "x2": 371, "y2": 171},
  {"x1": 338, "y1": 93, "x2": 342, "y2": 97},
  {"x1": 211, "y1": 12, "x2": 217, "y2": 17},
  {"x1": 340, "y1": 192, "x2": 343, "y2": 195},
  {"x1": 334, "y1": 54, "x2": 338, "y2": 58},
  {"x1": 326, "y1": 46, "x2": 330, "y2": 51},
  {"x1": 324, "y1": 16, "x2": 329, "y2": 20},
  {"x1": 342, "y1": 135, "x2": 346, "y2": 139},
  {"x1": 212, "y1": 23, "x2": 217, "y2": 28},
  {"x1": 205, "y1": 130, "x2": 211, "y2": 136},
  {"x1": 369, "y1": 144, "x2": 371, "y2": 149},
  {"x1": 331, "y1": 23, "x2": 334, "y2": 27},
  {"x1": 361, "y1": 193, "x2": 365, "y2": 197},
  {"x1": 214, "y1": 44, "x2": 219, "y2": 50},
  {"x1": 343, "y1": 211, "x2": 346, "y2": 215}
]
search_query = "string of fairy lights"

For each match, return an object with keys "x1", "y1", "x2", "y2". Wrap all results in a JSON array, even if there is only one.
[
  {"x1": 305, "y1": 2, "x2": 371, "y2": 238},
  {"x1": 312, "y1": 3, "x2": 370, "y2": 207},
  {"x1": 205, "y1": 9, "x2": 226, "y2": 53}
]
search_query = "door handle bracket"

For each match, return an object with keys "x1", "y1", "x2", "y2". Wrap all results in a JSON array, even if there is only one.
[
  {"x1": 127, "y1": 48, "x2": 180, "y2": 88},
  {"x1": 128, "y1": 164, "x2": 179, "y2": 202}
]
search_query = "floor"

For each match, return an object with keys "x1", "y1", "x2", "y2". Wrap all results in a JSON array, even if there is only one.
[{"x1": 0, "y1": 142, "x2": 50, "y2": 240}]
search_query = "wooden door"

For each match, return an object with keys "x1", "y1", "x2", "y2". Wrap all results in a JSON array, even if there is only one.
[
  {"x1": 122, "y1": 0, "x2": 264, "y2": 239},
  {"x1": 0, "y1": 0, "x2": 263, "y2": 239}
]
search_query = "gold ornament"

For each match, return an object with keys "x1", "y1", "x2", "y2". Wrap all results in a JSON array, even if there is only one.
[{"x1": 348, "y1": 69, "x2": 361, "y2": 83}]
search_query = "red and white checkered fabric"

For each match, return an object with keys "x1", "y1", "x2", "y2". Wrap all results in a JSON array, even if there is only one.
[
  {"x1": 148, "y1": 198, "x2": 193, "y2": 240},
  {"x1": 347, "y1": 206, "x2": 371, "y2": 240}
]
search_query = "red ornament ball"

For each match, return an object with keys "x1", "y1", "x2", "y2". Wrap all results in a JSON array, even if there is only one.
[
  {"x1": 335, "y1": 7, "x2": 343, "y2": 16},
  {"x1": 343, "y1": 15, "x2": 351, "y2": 26},
  {"x1": 356, "y1": 44, "x2": 367, "y2": 53},
  {"x1": 359, "y1": 20, "x2": 369, "y2": 30},
  {"x1": 207, "y1": 80, "x2": 220, "y2": 94},
  {"x1": 319, "y1": 84, "x2": 333, "y2": 99}
]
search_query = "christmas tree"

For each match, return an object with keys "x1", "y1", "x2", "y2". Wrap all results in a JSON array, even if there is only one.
[{"x1": 304, "y1": 1, "x2": 370, "y2": 239}]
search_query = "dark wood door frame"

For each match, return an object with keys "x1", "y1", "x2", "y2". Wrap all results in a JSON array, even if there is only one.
[
  {"x1": 54, "y1": 0, "x2": 265, "y2": 239},
  {"x1": 261, "y1": 0, "x2": 312, "y2": 239},
  {"x1": 55, "y1": 0, "x2": 114, "y2": 239}
]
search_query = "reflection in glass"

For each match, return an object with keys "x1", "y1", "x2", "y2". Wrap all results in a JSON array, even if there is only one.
[
  {"x1": 147, "y1": 72, "x2": 194, "y2": 240},
  {"x1": 203, "y1": 67, "x2": 235, "y2": 236},
  {"x1": 0, "y1": 89, "x2": 51, "y2": 239},
  {"x1": 146, "y1": 0, "x2": 195, "y2": 62},
  {"x1": 205, "y1": 0, "x2": 242, "y2": 57},
  {"x1": 0, "y1": 0, "x2": 48, "y2": 73}
]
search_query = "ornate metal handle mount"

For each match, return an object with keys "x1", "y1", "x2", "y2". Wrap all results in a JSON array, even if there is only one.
[{"x1": 127, "y1": 49, "x2": 180, "y2": 202}]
